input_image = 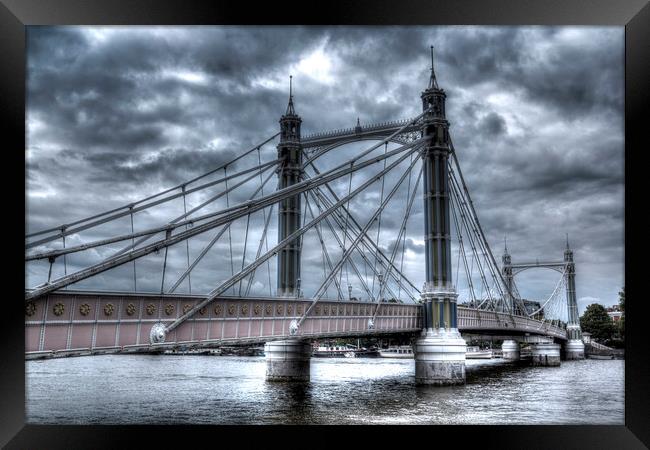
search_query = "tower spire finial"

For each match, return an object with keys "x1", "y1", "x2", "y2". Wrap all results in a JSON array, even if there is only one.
[
  {"x1": 504, "y1": 234, "x2": 508, "y2": 253},
  {"x1": 566, "y1": 233, "x2": 570, "y2": 250},
  {"x1": 285, "y1": 75, "x2": 296, "y2": 115},
  {"x1": 427, "y1": 45, "x2": 439, "y2": 89}
]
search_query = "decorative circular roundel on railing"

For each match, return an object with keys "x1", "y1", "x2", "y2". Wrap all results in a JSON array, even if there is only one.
[
  {"x1": 126, "y1": 303, "x2": 136, "y2": 316},
  {"x1": 149, "y1": 322, "x2": 166, "y2": 344},
  {"x1": 25, "y1": 301, "x2": 36, "y2": 317},
  {"x1": 165, "y1": 304, "x2": 175, "y2": 316},
  {"x1": 339, "y1": 306, "x2": 344, "y2": 314},
  {"x1": 214, "y1": 304, "x2": 223, "y2": 315},
  {"x1": 276, "y1": 304, "x2": 283, "y2": 315},
  {"x1": 297, "y1": 305, "x2": 303, "y2": 315},
  {"x1": 315, "y1": 305, "x2": 321, "y2": 315},
  {"x1": 287, "y1": 305, "x2": 293, "y2": 315},
  {"x1": 104, "y1": 303, "x2": 115, "y2": 316},
  {"x1": 265, "y1": 304, "x2": 272, "y2": 315},
  {"x1": 146, "y1": 303, "x2": 156, "y2": 315},
  {"x1": 53, "y1": 302, "x2": 65, "y2": 316},
  {"x1": 228, "y1": 304, "x2": 235, "y2": 315},
  {"x1": 79, "y1": 303, "x2": 91, "y2": 316},
  {"x1": 254, "y1": 304, "x2": 261, "y2": 316},
  {"x1": 241, "y1": 304, "x2": 249, "y2": 315},
  {"x1": 199, "y1": 307, "x2": 206, "y2": 315},
  {"x1": 183, "y1": 304, "x2": 192, "y2": 314}
]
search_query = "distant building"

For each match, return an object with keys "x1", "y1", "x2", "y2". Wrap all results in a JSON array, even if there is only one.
[
  {"x1": 521, "y1": 299, "x2": 544, "y2": 320},
  {"x1": 606, "y1": 305, "x2": 623, "y2": 322}
]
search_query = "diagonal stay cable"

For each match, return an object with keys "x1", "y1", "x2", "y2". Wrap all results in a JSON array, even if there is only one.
[
  {"x1": 26, "y1": 157, "x2": 281, "y2": 250},
  {"x1": 310, "y1": 152, "x2": 420, "y2": 307},
  {"x1": 168, "y1": 168, "x2": 276, "y2": 294},
  {"x1": 26, "y1": 137, "x2": 420, "y2": 300},
  {"x1": 26, "y1": 159, "x2": 282, "y2": 259},
  {"x1": 306, "y1": 190, "x2": 375, "y2": 301},
  {"x1": 26, "y1": 133, "x2": 280, "y2": 240},
  {"x1": 163, "y1": 142, "x2": 421, "y2": 334}
]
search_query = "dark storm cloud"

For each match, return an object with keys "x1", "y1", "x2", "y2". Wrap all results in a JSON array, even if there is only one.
[{"x1": 26, "y1": 26, "x2": 624, "y2": 314}]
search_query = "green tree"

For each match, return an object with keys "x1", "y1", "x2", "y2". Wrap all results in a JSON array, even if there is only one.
[{"x1": 580, "y1": 303, "x2": 616, "y2": 342}]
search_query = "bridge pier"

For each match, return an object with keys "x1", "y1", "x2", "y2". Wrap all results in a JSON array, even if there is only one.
[
  {"x1": 501, "y1": 339, "x2": 520, "y2": 361},
  {"x1": 414, "y1": 330, "x2": 466, "y2": 385},
  {"x1": 564, "y1": 339, "x2": 585, "y2": 360},
  {"x1": 531, "y1": 343, "x2": 561, "y2": 366},
  {"x1": 264, "y1": 339, "x2": 311, "y2": 382}
]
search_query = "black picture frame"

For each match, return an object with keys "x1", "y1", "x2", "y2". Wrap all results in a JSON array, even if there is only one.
[{"x1": 2, "y1": 0, "x2": 648, "y2": 447}]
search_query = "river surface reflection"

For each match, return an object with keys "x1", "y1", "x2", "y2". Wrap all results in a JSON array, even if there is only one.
[{"x1": 26, "y1": 355, "x2": 624, "y2": 424}]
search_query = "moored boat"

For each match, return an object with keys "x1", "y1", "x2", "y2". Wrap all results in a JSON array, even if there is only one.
[
  {"x1": 465, "y1": 346, "x2": 493, "y2": 359},
  {"x1": 378, "y1": 345, "x2": 413, "y2": 358}
]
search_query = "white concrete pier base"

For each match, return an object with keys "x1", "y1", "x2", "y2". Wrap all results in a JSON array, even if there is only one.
[
  {"x1": 264, "y1": 339, "x2": 311, "y2": 382},
  {"x1": 564, "y1": 339, "x2": 585, "y2": 360},
  {"x1": 501, "y1": 339, "x2": 520, "y2": 361},
  {"x1": 531, "y1": 343, "x2": 561, "y2": 366},
  {"x1": 414, "y1": 331, "x2": 466, "y2": 385}
]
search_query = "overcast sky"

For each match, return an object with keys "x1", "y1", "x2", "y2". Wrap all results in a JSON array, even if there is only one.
[{"x1": 25, "y1": 26, "x2": 624, "y2": 317}]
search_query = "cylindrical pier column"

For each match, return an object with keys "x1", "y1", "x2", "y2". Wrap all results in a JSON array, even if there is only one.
[
  {"x1": 501, "y1": 339, "x2": 520, "y2": 361},
  {"x1": 414, "y1": 331, "x2": 466, "y2": 385},
  {"x1": 264, "y1": 339, "x2": 311, "y2": 382},
  {"x1": 531, "y1": 343, "x2": 561, "y2": 366},
  {"x1": 564, "y1": 339, "x2": 585, "y2": 360}
]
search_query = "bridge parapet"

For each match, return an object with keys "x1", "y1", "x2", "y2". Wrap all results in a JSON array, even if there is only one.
[
  {"x1": 457, "y1": 307, "x2": 567, "y2": 340},
  {"x1": 25, "y1": 291, "x2": 566, "y2": 359},
  {"x1": 25, "y1": 291, "x2": 422, "y2": 358}
]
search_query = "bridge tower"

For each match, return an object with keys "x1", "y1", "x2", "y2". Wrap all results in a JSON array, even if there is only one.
[
  {"x1": 276, "y1": 76, "x2": 303, "y2": 298},
  {"x1": 501, "y1": 239, "x2": 521, "y2": 360},
  {"x1": 414, "y1": 47, "x2": 467, "y2": 385},
  {"x1": 563, "y1": 236, "x2": 585, "y2": 359},
  {"x1": 502, "y1": 238, "x2": 514, "y2": 313},
  {"x1": 265, "y1": 77, "x2": 311, "y2": 382}
]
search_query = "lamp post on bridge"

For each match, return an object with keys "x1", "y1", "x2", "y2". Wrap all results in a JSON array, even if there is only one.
[{"x1": 414, "y1": 47, "x2": 467, "y2": 385}]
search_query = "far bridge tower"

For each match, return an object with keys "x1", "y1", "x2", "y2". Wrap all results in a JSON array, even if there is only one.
[{"x1": 564, "y1": 236, "x2": 585, "y2": 359}]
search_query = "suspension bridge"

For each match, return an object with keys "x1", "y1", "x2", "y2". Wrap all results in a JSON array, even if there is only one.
[{"x1": 24, "y1": 48, "x2": 585, "y2": 385}]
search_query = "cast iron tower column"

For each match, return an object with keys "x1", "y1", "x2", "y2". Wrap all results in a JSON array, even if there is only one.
[
  {"x1": 414, "y1": 47, "x2": 467, "y2": 385},
  {"x1": 563, "y1": 236, "x2": 585, "y2": 359},
  {"x1": 502, "y1": 239, "x2": 514, "y2": 313},
  {"x1": 265, "y1": 77, "x2": 311, "y2": 382},
  {"x1": 276, "y1": 76, "x2": 303, "y2": 298}
]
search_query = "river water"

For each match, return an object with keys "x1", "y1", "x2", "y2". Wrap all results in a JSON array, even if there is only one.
[{"x1": 25, "y1": 355, "x2": 624, "y2": 425}]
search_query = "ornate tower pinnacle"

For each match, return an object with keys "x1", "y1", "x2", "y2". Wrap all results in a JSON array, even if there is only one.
[
  {"x1": 428, "y1": 46, "x2": 439, "y2": 90},
  {"x1": 564, "y1": 233, "x2": 573, "y2": 262},
  {"x1": 285, "y1": 75, "x2": 296, "y2": 116}
]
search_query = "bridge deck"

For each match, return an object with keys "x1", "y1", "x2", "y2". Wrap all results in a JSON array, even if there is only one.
[{"x1": 25, "y1": 291, "x2": 566, "y2": 358}]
